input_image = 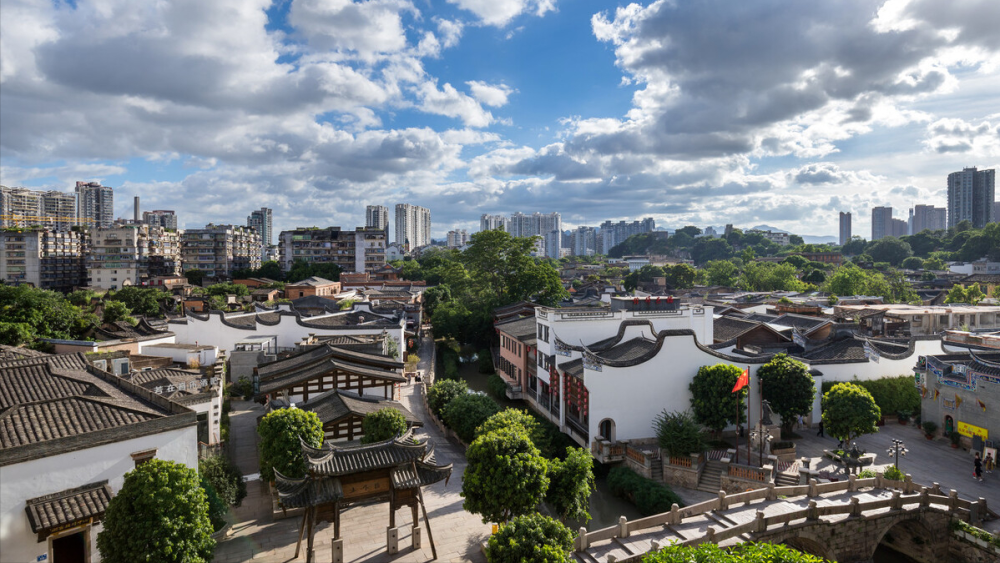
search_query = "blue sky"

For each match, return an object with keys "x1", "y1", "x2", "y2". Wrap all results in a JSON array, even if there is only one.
[{"x1": 1, "y1": 0, "x2": 998, "y2": 240}]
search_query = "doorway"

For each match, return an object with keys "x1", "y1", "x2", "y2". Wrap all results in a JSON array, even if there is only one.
[
  {"x1": 52, "y1": 530, "x2": 87, "y2": 563},
  {"x1": 945, "y1": 416, "x2": 954, "y2": 434}
]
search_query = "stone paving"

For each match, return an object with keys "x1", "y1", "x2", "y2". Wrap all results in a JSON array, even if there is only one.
[{"x1": 213, "y1": 337, "x2": 490, "y2": 563}]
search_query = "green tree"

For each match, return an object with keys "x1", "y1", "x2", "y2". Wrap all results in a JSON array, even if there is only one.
[
  {"x1": 802, "y1": 269, "x2": 826, "y2": 284},
  {"x1": 704, "y1": 260, "x2": 739, "y2": 287},
  {"x1": 739, "y1": 262, "x2": 804, "y2": 292},
  {"x1": 840, "y1": 236, "x2": 867, "y2": 256},
  {"x1": 426, "y1": 378, "x2": 468, "y2": 417},
  {"x1": 199, "y1": 454, "x2": 247, "y2": 507},
  {"x1": 67, "y1": 289, "x2": 97, "y2": 309},
  {"x1": 664, "y1": 264, "x2": 697, "y2": 289},
  {"x1": 200, "y1": 477, "x2": 228, "y2": 532},
  {"x1": 185, "y1": 269, "x2": 206, "y2": 286},
  {"x1": 443, "y1": 393, "x2": 501, "y2": 443},
  {"x1": 257, "y1": 408, "x2": 324, "y2": 481},
  {"x1": 421, "y1": 285, "x2": 452, "y2": 317},
  {"x1": 204, "y1": 282, "x2": 251, "y2": 298},
  {"x1": 102, "y1": 300, "x2": 137, "y2": 325},
  {"x1": 462, "y1": 428, "x2": 549, "y2": 523},
  {"x1": 653, "y1": 410, "x2": 705, "y2": 458},
  {"x1": 0, "y1": 285, "x2": 97, "y2": 345},
  {"x1": 545, "y1": 447, "x2": 595, "y2": 523},
  {"x1": 257, "y1": 260, "x2": 284, "y2": 280},
  {"x1": 782, "y1": 255, "x2": 809, "y2": 269},
  {"x1": 676, "y1": 226, "x2": 702, "y2": 238},
  {"x1": 461, "y1": 230, "x2": 567, "y2": 307},
  {"x1": 97, "y1": 459, "x2": 215, "y2": 562},
  {"x1": 758, "y1": 354, "x2": 815, "y2": 436},
  {"x1": 361, "y1": 407, "x2": 408, "y2": 443},
  {"x1": 477, "y1": 408, "x2": 538, "y2": 438},
  {"x1": 923, "y1": 256, "x2": 946, "y2": 270},
  {"x1": 691, "y1": 237, "x2": 734, "y2": 265},
  {"x1": 867, "y1": 237, "x2": 912, "y2": 266},
  {"x1": 901, "y1": 256, "x2": 925, "y2": 270},
  {"x1": 822, "y1": 382, "x2": 881, "y2": 444},
  {"x1": 110, "y1": 286, "x2": 166, "y2": 317},
  {"x1": 484, "y1": 513, "x2": 574, "y2": 563},
  {"x1": 688, "y1": 364, "x2": 746, "y2": 436}
]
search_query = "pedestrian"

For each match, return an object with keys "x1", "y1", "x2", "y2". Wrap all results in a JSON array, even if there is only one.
[
  {"x1": 974, "y1": 452, "x2": 983, "y2": 482},
  {"x1": 986, "y1": 453, "x2": 994, "y2": 474},
  {"x1": 797, "y1": 414, "x2": 804, "y2": 429},
  {"x1": 816, "y1": 421, "x2": 824, "y2": 437}
]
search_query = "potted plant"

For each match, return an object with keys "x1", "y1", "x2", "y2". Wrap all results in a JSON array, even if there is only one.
[
  {"x1": 922, "y1": 421, "x2": 938, "y2": 439},
  {"x1": 897, "y1": 410, "x2": 911, "y2": 425},
  {"x1": 949, "y1": 430, "x2": 961, "y2": 448}
]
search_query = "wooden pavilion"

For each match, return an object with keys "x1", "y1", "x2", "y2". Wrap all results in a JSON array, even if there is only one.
[{"x1": 275, "y1": 430, "x2": 451, "y2": 562}]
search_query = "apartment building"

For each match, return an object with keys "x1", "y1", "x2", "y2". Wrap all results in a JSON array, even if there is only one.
[
  {"x1": 948, "y1": 167, "x2": 995, "y2": 228},
  {"x1": 909, "y1": 205, "x2": 946, "y2": 234},
  {"x1": 0, "y1": 229, "x2": 86, "y2": 291},
  {"x1": 247, "y1": 207, "x2": 272, "y2": 263},
  {"x1": 181, "y1": 224, "x2": 261, "y2": 280},
  {"x1": 480, "y1": 214, "x2": 509, "y2": 232},
  {"x1": 1, "y1": 186, "x2": 79, "y2": 230},
  {"x1": 746, "y1": 229, "x2": 791, "y2": 246},
  {"x1": 599, "y1": 218, "x2": 656, "y2": 254},
  {"x1": 446, "y1": 229, "x2": 469, "y2": 248},
  {"x1": 75, "y1": 181, "x2": 114, "y2": 228},
  {"x1": 366, "y1": 205, "x2": 389, "y2": 230},
  {"x1": 839, "y1": 212, "x2": 851, "y2": 246},
  {"x1": 89, "y1": 225, "x2": 182, "y2": 289},
  {"x1": 142, "y1": 210, "x2": 178, "y2": 230},
  {"x1": 394, "y1": 204, "x2": 431, "y2": 249},
  {"x1": 507, "y1": 211, "x2": 562, "y2": 258},
  {"x1": 279, "y1": 226, "x2": 386, "y2": 274}
]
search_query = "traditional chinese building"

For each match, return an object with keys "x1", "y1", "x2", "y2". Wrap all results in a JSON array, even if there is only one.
[
  {"x1": 298, "y1": 389, "x2": 421, "y2": 443},
  {"x1": 915, "y1": 350, "x2": 1000, "y2": 449}
]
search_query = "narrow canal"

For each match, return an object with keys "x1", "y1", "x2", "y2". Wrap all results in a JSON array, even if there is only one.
[{"x1": 456, "y1": 354, "x2": 643, "y2": 530}]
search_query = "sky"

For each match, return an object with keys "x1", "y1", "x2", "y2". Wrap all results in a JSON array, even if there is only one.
[{"x1": 1, "y1": 0, "x2": 999, "y2": 241}]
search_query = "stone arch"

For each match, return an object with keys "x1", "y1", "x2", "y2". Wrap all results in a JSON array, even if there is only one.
[
  {"x1": 871, "y1": 514, "x2": 942, "y2": 563},
  {"x1": 598, "y1": 418, "x2": 616, "y2": 441},
  {"x1": 781, "y1": 535, "x2": 835, "y2": 561}
]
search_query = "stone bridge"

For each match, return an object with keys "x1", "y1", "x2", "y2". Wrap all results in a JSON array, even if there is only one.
[{"x1": 575, "y1": 474, "x2": 990, "y2": 563}]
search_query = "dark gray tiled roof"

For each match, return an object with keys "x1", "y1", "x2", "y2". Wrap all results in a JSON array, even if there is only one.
[
  {"x1": 0, "y1": 345, "x2": 49, "y2": 361},
  {"x1": 595, "y1": 337, "x2": 658, "y2": 362},
  {"x1": 714, "y1": 317, "x2": 764, "y2": 342},
  {"x1": 274, "y1": 471, "x2": 343, "y2": 508},
  {"x1": 129, "y1": 368, "x2": 216, "y2": 401},
  {"x1": 771, "y1": 314, "x2": 830, "y2": 330},
  {"x1": 287, "y1": 276, "x2": 338, "y2": 287},
  {"x1": 745, "y1": 313, "x2": 779, "y2": 323},
  {"x1": 559, "y1": 359, "x2": 583, "y2": 378},
  {"x1": 25, "y1": 481, "x2": 113, "y2": 533},
  {"x1": 258, "y1": 358, "x2": 404, "y2": 396},
  {"x1": 390, "y1": 461, "x2": 452, "y2": 489},
  {"x1": 302, "y1": 432, "x2": 428, "y2": 476},
  {"x1": 1, "y1": 396, "x2": 161, "y2": 448},
  {"x1": 496, "y1": 316, "x2": 537, "y2": 340},
  {"x1": 299, "y1": 390, "x2": 420, "y2": 426}
]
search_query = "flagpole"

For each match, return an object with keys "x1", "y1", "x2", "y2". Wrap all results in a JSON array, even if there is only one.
[
  {"x1": 746, "y1": 366, "x2": 751, "y2": 465},
  {"x1": 735, "y1": 388, "x2": 740, "y2": 464}
]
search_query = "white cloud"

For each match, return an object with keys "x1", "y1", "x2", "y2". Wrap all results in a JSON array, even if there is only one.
[
  {"x1": 289, "y1": 0, "x2": 414, "y2": 61},
  {"x1": 446, "y1": 0, "x2": 555, "y2": 27},
  {"x1": 923, "y1": 117, "x2": 1000, "y2": 156},
  {"x1": 466, "y1": 81, "x2": 514, "y2": 107},
  {"x1": 415, "y1": 81, "x2": 494, "y2": 128}
]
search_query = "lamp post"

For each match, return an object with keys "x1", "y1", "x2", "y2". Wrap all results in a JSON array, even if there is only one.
[{"x1": 886, "y1": 438, "x2": 907, "y2": 469}]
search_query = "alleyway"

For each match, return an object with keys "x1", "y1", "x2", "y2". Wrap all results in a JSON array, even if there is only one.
[{"x1": 213, "y1": 336, "x2": 490, "y2": 562}]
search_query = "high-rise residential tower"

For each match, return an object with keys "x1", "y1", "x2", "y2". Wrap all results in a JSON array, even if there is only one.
[
  {"x1": 394, "y1": 204, "x2": 431, "y2": 249},
  {"x1": 839, "y1": 212, "x2": 851, "y2": 245},
  {"x1": 599, "y1": 218, "x2": 656, "y2": 254},
  {"x1": 0, "y1": 186, "x2": 78, "y2": 230},
  {"x1": 947, "y1": 167, "x2": 995, "y2": 228},
  {"x1": 480, "y1": 214, "x2": 509, "y2": 232},
  {"x1": 871, "y1": 206, "x2": 893, "y2": 241},
  {"x1": 143, "y1": 210, "x2": 178, "y2": 230},
  {"x1": 366, "y1": 205, "x2": 389, "y2": 231},
  {"x1": 910, "y1": 205, "x2": 947, "y2": 234},
  {"x1": 506, "y1": 212, "x2": 562, "y2": 258},
  {"x1": 75, "y1": 181, "x2": 114, "y2": 228},
  {"x1": 247, "y1": 207, "x2": 273, "y2": 263}
]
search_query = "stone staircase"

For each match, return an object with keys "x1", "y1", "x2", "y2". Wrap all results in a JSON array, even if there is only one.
[
  {"x1": 650, "y1": 456, "x2": 663, "y2": 482},
  {"x1": 696, "y1": 460, "x2": 724, "y2": 493},
  {"x1": 774, "y1": 471, "x2": 799, "y2": 487}
]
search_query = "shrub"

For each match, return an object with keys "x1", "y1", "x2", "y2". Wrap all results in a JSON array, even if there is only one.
[
  {"x1": 883, "y1": 466, "x2": 904, "y2": 481},
  {"x1": 443, "y1": 393, "x2": 500, "y2": 443},
  {"x1": 487, "y1": 373, "x2": 508, "y2": 400},
  {"x1": 478, "y1": 350, "x2": 495, "y2": 374},
  {"x1": 426, "y1": 378, "x2": 468, "y2": 417},
  {"x1": 607, "y1": 466, "x2": 683, "y2": 516},
  {"x1": 97, "y1": 459, "x2": 215, "y2": 562},
  {"x1": 857, "y1": 468, "x2": 877, "y2": 479},
  {"x1": 485, "y1": 513, "x2": 574, "y2": 563},
  {"x1": 199, "y1": 454, "x2": 247, "y2": 507},
  {"x1": 922, "y1": 421, "x2": 938, "y2": 436},
  {"x1": 233, "y1": 376, "x2": 253, "y2": 400},
  {"x1": 361, "y1": 407, "x2": 408, "y2": 443},
  {"x1": 462, "y1": 428, "x2": 549, "y2": 523},
  {"x1": 439, "y1": 347, "x2": 461, "y2": 380},
  {"x1": 257, "y1": 408, "x2": 324, "y2": 482},
  {"x1": 545, "y1": 447, "x2": 595, "y2": 523},
  {"x1": 771, "y1": 440, "x2": 794, "y2": 450},
  {"x1": 653, "y1": 410, "x2": 706, "y2": 458},
  {"x1": 645, "y1": 542, "x2": 826, "y2": 562},
  {"x1": 201, "y1": 477, "x2": 228, "y2": 532}
]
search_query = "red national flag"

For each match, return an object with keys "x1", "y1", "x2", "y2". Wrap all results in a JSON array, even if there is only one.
[
  {"x1": 979, "y1": 399, "x2": 987, "y2": 412},
  {"x1": 732, "y1": 368, "x2": 749, "y2": 393}
]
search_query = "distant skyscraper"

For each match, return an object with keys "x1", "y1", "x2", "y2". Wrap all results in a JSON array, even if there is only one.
[
  {"x1": 75, "y1": 181, "x2": 114, "y2": 228},
  {"x1": 480, "y1": 214, "x2": 509, "y2": 232},
  {"x1": 948, "y1": 167, "x2": 995, "y2": 228},
  {"x1": 599, "y1": 217, "x2": 656, "y2": 254},
  {"x1": 394, "y1": 204, "x2": 431, "y2": 249},
  {"x1": 366, "y1": 205, "x2": 389, "y2": 230},
  {"x1": 446, "y1": 229, "x2": 468, "y2": 248},
  {"x1": 890, "y1": 218, "x2": 908, "y2": 238},
  {"x1": 839, "y1": 212, "x2": 852, "y2": 245},
  {"x1": 0, "y1": 186, "x2": 78, "y2": 230},
  {"x1": 911, "y1": 205, "x2": 947, "y2": 234},
  {"x1": 247, "y1": 208, "x2": 272, "y2": 263},
  {"x1": 572, "y1": 226, "x2": 597, "y2": 256},
  {"x1": 134, "y1": 196, "x2": 140, "y2": 222},
  {"x1": 871, "y1": 206, "x2": 893, "y2": 241},
  {"x1": 143, "y1": 210, "x2": 178, "y2": 230},
  {"x1": 507, "y1": 212, "x2": 562, "y2": 258}
]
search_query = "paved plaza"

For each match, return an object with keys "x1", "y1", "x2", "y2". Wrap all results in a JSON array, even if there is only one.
[{"x1": 214, "y1": 338, "x2": 490, "y2": 563}]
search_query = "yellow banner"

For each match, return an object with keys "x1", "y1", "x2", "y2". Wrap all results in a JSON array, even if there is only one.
[{"x1": 958, "y1": 421, "x2": 988, "y2": 440}]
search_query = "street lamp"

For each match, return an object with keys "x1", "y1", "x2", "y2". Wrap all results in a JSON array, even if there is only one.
[
  {"x1": 886, "y1": 438, "x2": 907, "y2": 469},
  {"x1": 749, "y1": 427, "x2": 773, "y2": 467}
]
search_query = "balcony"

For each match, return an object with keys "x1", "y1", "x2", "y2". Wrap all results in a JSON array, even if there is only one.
[
  {"x1": 504, "y1": 382, "x2": 523, "y2": 400},
  {"x1": 590, "y1": 438, "x2": 625, "y2": 464}
]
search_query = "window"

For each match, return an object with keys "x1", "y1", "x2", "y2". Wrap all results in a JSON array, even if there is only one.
[{"x1": 131, "y1": 449, "x2": 157, "y2": 467}]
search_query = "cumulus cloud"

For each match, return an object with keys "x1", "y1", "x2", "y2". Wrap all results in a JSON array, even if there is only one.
[
  {"x1": 466, "y1": 81, "x2": 515, "y2": 107},
  {"x1": 446, "y1": 0, "x2": 556, "y2": 27},
  {"x1": 923, "y1": 117, "x2": 1000, "y2": 155}
]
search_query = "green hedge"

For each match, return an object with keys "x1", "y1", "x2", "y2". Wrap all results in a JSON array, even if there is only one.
[
  {"x1": 821, "y1": 376, "x2": 919, "y2": 417},
  {"x1": 607, "y1": 466, "x2": 684, "y2": 516},
  {"x1": 644, "y1": 543, "x2": 826, "y2": 562}
]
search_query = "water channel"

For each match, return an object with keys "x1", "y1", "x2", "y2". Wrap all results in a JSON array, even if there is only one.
[{"x1": 455, "y1": 355, "x2": 643, "y2": 530}]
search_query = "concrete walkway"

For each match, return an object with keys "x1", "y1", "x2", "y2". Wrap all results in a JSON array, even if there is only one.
[{"x1": 213, "y1": 336, "x2": 490, "y2": 562}]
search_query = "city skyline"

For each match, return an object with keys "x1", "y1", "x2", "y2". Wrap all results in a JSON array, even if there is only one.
[{"x1": 1, "y1": 1, "x2": 998, "y2": 239}]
